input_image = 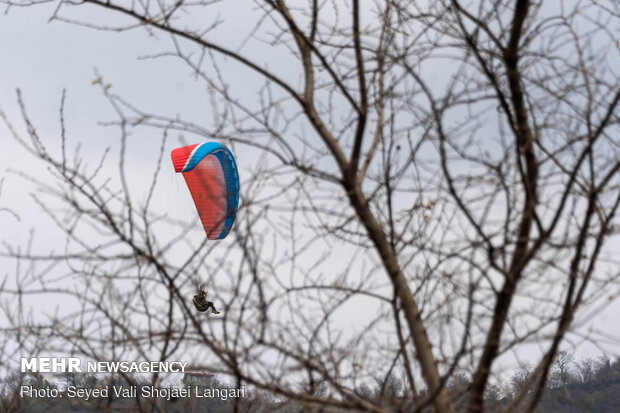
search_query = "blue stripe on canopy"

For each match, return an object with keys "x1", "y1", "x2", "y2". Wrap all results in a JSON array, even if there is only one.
[{"x1": 181, "y1": 141, "x2": 239, "y2": 239}]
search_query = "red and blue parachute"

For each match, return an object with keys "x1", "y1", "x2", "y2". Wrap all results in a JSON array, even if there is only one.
[{"x1": 171, "y1": 142, "x2": 239, "y2": 239}]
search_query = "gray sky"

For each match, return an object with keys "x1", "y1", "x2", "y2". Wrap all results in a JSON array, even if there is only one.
[{"x1": 1, "y1": 1, "x2": 619, "y2": 383}]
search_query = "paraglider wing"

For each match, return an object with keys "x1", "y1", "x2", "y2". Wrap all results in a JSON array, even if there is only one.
[{"x1": 171, "y1": 142, "x2": 239, "y2": 239}]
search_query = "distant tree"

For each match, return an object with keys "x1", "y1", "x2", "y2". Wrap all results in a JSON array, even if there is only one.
[
  {"x1": 509, "y1": 364, "x2": 533, "y2": 397},
  {"x1": 483, "y1": 383, "x2": 503, "y2": 405},
  {"x1": 593, "y1": 354, "x2": 615, "y2": 385},
  {"x1": 377, "y1": 373, "x2": 403, "y2": 400},
  {"x1": 576, "y1": 358, "x2": 596, "y2": 387},
  {"x1": 548, "y1": 351, "x2": 575, "y2": 389}
]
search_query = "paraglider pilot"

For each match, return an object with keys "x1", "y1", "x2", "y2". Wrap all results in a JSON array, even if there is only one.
[{"x1": 193, "y1": 287, "x2": 221, "y2": 314}]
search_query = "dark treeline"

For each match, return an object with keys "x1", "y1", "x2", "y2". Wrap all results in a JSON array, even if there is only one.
[
  {"x1": 345, "y1": 352, "x2": 620, "y2": 412},
  {"x1": 1, "y1": 352, "x2": 618, "y2": 412},
  {"x1": 509, "y1": 352, "x2": 619, "y2": 412},
  {"x1": 454, "y1": 352, "x2": 620, "y2": 412}
]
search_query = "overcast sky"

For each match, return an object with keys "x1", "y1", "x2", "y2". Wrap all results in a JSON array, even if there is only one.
[{"x1": 1, "y1": 1, "x2": 618, "y2": 379}]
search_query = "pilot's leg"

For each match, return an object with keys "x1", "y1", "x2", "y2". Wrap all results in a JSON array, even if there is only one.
[{"x1": 207, "y1": 301, "x2": 221, "y2": 314}]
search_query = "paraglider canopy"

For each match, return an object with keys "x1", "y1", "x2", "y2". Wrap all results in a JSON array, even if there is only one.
[{"x1": 171, "y1": 142, "x2": 239, "y2": 239}]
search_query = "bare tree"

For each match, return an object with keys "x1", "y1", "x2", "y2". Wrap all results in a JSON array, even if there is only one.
[
  {"x1": 549, "y1": 351, "x2": 574, "y2": 389},
  {"x1": 1, "y1": 1, "x2": 618, "y2": 412}
]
